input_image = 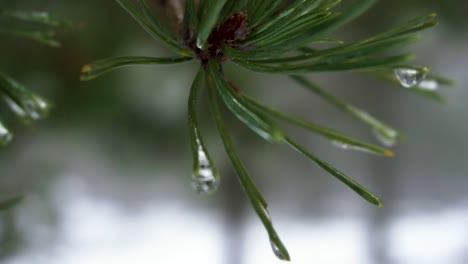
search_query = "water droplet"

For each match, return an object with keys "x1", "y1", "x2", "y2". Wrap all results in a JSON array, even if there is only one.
[
  {"x1": 418, "y1": 79, "x2": 439, "y2": 91},
  {"x1": 332, "y1": 140, "x2": 394, "y2": 157},
  {"x1": 0, "y1": 124, "x2": 13, "y2": 145},
  {"x1": 373, "y1": 129, "x2": 398, "y2": 147},
  {"x1": 332, "y1": 140, "x2": 371, "y2": 153},
  {"x1": 394, "y1": 67, "x2": 428, "y2": 88},
  {"x1": 191, "y1": 170, "x2": 219, "y2": 195},
  {"x1": 332, "y1": 140, "x2": 351, "y2": 150},
  {"x1": 270, "y1": 240, "x2": 289, "y2": 261},
  {"x1": 24, "y1": 96, "x2": 50, "y2": 120},
  {"x1": 34, "y1": 96, "x2": 49, "y2": 109},
  {"x1": 191, "y1": 141, "x2": 219, "y2": 195},
  {"x1": 24, "y1": 100, "x2": 41, "y2": 120}
]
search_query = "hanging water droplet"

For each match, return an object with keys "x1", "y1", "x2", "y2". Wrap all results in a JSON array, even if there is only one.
[
  {"x1": 191, "y1": 168, "x2": 219, "y2": 194},
  {"x1": 0, "y1": 124, "x2": 13, "y2": 145},
  {"x1": 418, "y1": 79, "x2": 439, "y2": 91},
  {"x1": 191, "y1": 140, "x2": 220, "y2": 195},
  {"x1": 373, "y1": 129, "x2": 398, "y2": 147},
  {"x1": 23, "y1": 96, "x2": 50, "y2": 120},
  {"x1": 25, "y1": 101, "x2": 41, "y2": 120},
  {"x1": 270, "y1": 240, "x2": 288, "y2": 261},
  {"x1": 394, "y1": 67, "x2": 428, "y2": 88}
]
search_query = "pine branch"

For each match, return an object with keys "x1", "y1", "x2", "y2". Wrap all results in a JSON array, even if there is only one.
[
  {"x1": 0, "y1": 8, "x2": 66, "y2": 145},
  {"x1": 81, "y1": 0, "x2": 452, "y2": 260}
]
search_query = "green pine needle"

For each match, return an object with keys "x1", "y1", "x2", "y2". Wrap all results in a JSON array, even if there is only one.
[
  {"x1": 289, "y1": 75, "x2": 402, "y2": 144},
  {"x1": 207, "y1": 59, "x2": 284, "y2": 142},
  {"x1": 207, "y1": 72, "x2": 289, "y2": 260},
  {"x1": 0, "y1": 7, "x2": 67, "y2": 145},
  {"x1": 196, "y1": 0, "x2": 227, "y2": 49},
  {"x1": 188, "y1": 68, "x2": 220, "y2": 195},
  {"x1": 80, "y1": 56, "x2": 193, "y2": 81},
  {"x1": 285, "y1": 136, "x2": 383, "y2": 207},
  {"x1": 243, "y1": 95, "x2": 395, "y2": 157}
]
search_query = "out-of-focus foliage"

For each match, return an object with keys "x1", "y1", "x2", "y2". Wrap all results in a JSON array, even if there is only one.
[
  {"x1": 0, "y1": 8, "x2": 65, "y2": 145},
  {"x1": 0, "y1": 196, "x2": 23, "y2": 211}
]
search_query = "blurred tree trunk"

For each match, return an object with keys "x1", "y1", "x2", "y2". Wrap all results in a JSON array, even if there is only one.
[
  {"x1": 221, "y1": 167, "x2": 247, "y2": 264},
  {"x1": 0, "y1": 212, "x2": 23, "y2": 260},
  {"x1": 366, "y1": 90, "x2": 399, "y2": 264}
]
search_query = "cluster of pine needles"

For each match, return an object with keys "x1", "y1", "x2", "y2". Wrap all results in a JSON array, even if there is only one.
[
  {"x1": 80, "y1": 0, "x2": 453, "y2": 260},
  {"x1": 0, "y1": 8, "x2": 68, "y2": 145}
]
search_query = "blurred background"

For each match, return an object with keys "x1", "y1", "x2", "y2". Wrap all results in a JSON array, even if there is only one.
[{"x1": 0, "y1": 1, "x2": 467, "y2": 263}]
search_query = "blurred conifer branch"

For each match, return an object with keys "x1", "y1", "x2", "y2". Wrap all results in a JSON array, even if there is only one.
[{"x1": 0, "y1": 8, "x2": 66, "y2": 146}]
